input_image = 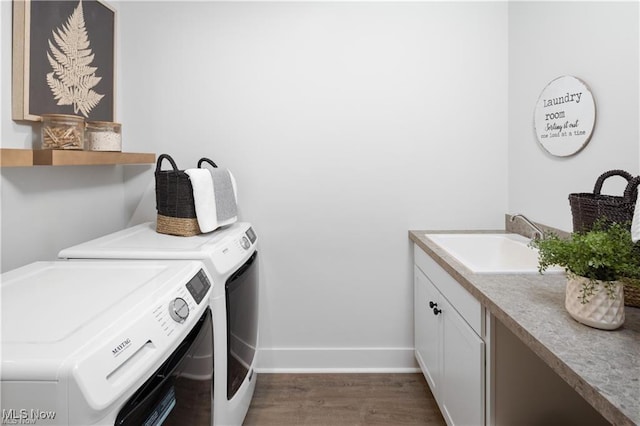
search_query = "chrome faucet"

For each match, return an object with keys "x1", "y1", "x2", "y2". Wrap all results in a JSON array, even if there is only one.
[{"x1": 510, "y1": 214, "x2": 544, "y2": 240}]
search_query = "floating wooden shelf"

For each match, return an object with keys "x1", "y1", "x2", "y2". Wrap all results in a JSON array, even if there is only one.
[
  {"x1": 0, "y1": 148, "x2": 33, "y2": 167},
  {"x1": 0, "y1": 149, "x2": 155, "y2": 167}
]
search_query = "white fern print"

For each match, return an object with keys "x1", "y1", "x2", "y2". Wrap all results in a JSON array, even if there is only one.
[{"x1": 46, "y1": 0, "x2": 104, "y2": 117}]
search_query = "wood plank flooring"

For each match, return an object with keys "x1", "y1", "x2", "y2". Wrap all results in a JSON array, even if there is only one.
[{"x1": 243, "y1": 373, "x2": 446, "y2": 426}]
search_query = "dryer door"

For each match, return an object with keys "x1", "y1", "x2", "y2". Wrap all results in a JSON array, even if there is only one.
[{"x1": 225, "y1": 251, "x2": 258, "y2": 400}]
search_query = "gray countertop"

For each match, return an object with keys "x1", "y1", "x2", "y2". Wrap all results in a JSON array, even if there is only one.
[{"x1": 409, "y1": 230, "x2": 640, "y2": 426}]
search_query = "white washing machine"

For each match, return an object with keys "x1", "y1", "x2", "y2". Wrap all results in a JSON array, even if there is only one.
[
  {"x1": 58, "y1": 222, "x2": 259, "y2": 426},
  {"x1": 1, "y1": 259, "x2": 214, "y2": 425}
]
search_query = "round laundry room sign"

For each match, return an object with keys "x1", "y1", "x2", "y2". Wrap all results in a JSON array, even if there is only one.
[{"x1": 533, "y1": 75, "x2": 596, "y2": 157}]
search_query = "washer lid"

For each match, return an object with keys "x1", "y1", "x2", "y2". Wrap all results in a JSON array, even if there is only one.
[
  {"x1": 3, "y1": 261, "x2": 173, "y2": 343},
  {"x1": 58, "y1": 221, "x2": 252, "y2": 259}
]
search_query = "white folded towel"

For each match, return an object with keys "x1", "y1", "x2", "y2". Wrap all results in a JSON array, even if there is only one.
[
  {"x1": 632, "y1": 190, "x2": 640, "y2": 243},
  {"x1": 185, "y1": 168, "x2": 217, "y2": 233},
  {"x1": 185, "y1": 168, "x2": 238, "y2": 233}
]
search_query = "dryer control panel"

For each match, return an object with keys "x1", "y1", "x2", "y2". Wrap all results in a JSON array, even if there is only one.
[
  {"x1": 212, "y1": 227, "x2": 257, "y2": 275},
  {"x1": 185, "y1": 269, "x2": 212, "y2": 304}
]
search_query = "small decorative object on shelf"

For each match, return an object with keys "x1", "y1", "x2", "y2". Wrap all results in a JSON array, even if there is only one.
[
  {"x1": 41, "y1": 114, "x2": 84, "y2": 150},
  {"x1": 85, "y1": 121, "x2": 122, "y2": 151}
]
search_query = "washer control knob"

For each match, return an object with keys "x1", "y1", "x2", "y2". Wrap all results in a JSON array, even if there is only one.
[
  {"x1": 240, "y1": 236, "x2": 250, "y2": 250},
  {"x1": 169, "y1": 298, "x2": 189, "y2": 323}
]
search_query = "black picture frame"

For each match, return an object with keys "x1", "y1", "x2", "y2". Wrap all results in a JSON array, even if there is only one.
[{"x1": 12, "y1": 0, "x2": 116, "y2": 122}]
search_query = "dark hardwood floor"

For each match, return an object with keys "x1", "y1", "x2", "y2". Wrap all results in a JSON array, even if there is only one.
[{"x1": 243, "y1": 373, "x2": 446, "y2": 426}]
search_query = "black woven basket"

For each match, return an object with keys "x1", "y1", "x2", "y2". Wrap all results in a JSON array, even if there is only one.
[
  {"x1": 155, "y1": 154, "x2": 197, "y2": 218},
  {"x1": 155, "y1": 154, "x2": 222, "y2": 236},
  {"x1": 569, "y1": 170, "x2": 639, "y2": 233},
  {"x1": 155, "y1": 154, "x2": 200, "y2": 236}
]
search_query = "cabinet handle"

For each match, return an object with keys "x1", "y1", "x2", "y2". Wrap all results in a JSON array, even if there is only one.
[
  {"x1": 429, "y1": 301, "x2": 438, "y2": 309},
  {"x1": 433, "y1": 307, "x2": 442, "y2": 315}
]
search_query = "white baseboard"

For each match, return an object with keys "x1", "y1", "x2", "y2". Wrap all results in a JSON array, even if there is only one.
[{"x1": 255, "y1": 347, "x2": 420, "y2": 373}]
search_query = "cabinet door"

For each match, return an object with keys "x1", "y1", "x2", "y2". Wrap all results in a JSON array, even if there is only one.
[
  {"x1": 440, "y1": 296, "x2": 485, "y2": 426},
  {"x1": 414, "y1": 267, "x2": 442, "y2": 394}
]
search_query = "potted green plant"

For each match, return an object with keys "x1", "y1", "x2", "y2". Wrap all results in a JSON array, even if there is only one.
[{"x1": 531, "y1": 221, "x2": 640, "y2": 330}]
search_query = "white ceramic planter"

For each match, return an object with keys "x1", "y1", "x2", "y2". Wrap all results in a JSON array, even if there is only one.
[{"x1": 565, "y1": 273, "x2": 625, "y2": 330}]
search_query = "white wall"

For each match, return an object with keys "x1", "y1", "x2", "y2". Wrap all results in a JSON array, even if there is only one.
[
  {"x1": 119, "y1": 1, "x2": 508, "y2": 370},
  {"x1": 508, "y1": 1, "x2": 640, "y2": 232},
  {"x1": 5, "y1": 0, "x2": 636, "y2": 371},
  {"x1": 0, "y1": 0, "x2": 138, "y2": 272}
]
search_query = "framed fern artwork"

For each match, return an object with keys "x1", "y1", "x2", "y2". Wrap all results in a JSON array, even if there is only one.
[{"x1": 12, "y1": 0, "x2": 116, "y2": 122}]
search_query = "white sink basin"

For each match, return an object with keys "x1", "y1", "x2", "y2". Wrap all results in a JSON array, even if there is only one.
[{"x1": 424, "y1": 233, "x2": 564, "y2": 275}]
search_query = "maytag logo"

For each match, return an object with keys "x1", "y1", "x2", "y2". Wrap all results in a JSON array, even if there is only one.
[{"x1": 112, "y1": 338, "x2": 132, "y2": 357}]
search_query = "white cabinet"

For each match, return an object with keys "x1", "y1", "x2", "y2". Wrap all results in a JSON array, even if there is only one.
[
  {"x1": 440, "y1": 294, "x2": 484, "y2": 426},
  {"x1": 414, "y1": 245, "x2": 485, "y2": 426},
  {"x1": 414, "y1": 266, "x2": 441, "y2": 392}
]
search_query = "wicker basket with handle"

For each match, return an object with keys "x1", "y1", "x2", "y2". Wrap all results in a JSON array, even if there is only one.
[
  {"x1": 568, "y1": 170, "x2": 639, "y2": 233},
  {"x1": 155, "y1": 153, "x2": 201, "y2": 236}
]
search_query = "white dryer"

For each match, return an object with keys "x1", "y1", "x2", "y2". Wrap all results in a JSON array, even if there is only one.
[
  {"x1": 1, "y1": 260, "x2": 214, "y2": 425},
  {"x1": 58, "y1": 222, "x2": 259, "y2": 426}
]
